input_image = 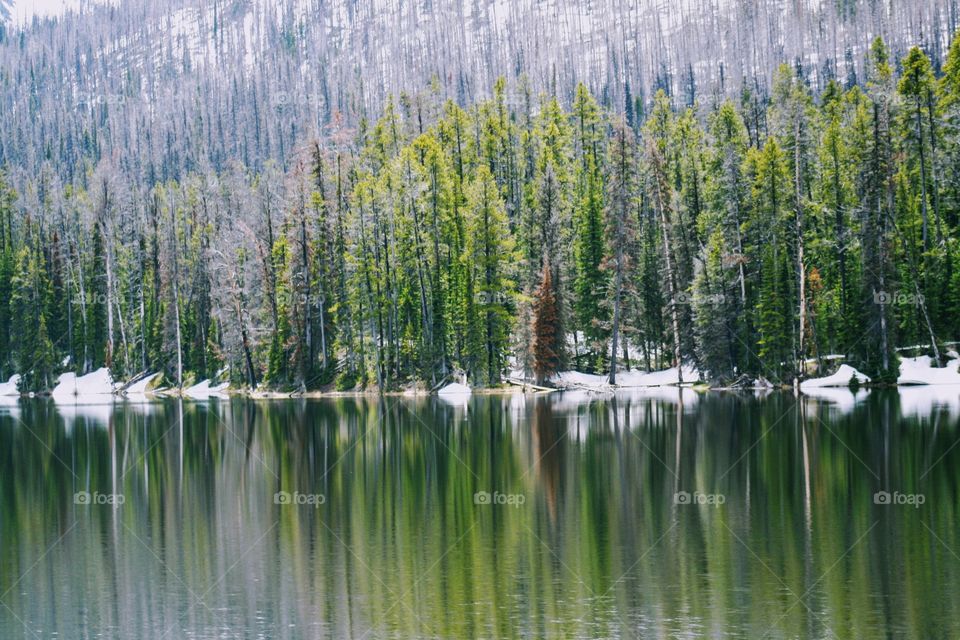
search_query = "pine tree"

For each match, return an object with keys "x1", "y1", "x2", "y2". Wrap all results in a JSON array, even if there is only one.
[
  {"x1": 701, "y1": 101, "x2": 751, "y2": 376},
  {"x1": 857, "y1": 36, "x2": 897, "y2": 378},
  {"x1": 11, "y1": 245, "x2": 57, "y2": 392},
  {"x1": 465, "y1": 165, "x2": 516, "y2": 385},
  {"x1": 605, "y1": 120, "x2": 638, "y2": 384},
  {"x1": 939, "y1": 31, "x2": 960, "y2": 225},
  {"x1": 899, "y1": 46, "x2": 940, "y2": 251},
  {"x1": 0, "y1": 173, "x2": 14, "y2": 380},
  {"x1": 644, "y1": 90, "x2": 686, "y2": 379},
  {"x1": 532, "y1": 262, "x2": 561, "y2": 385},
  {"x1": 897, "y1": 46, "x2": 946, "y2": 355},
  {"x1": 571, "y1": 84, "x2": 609, "y2": 371},
  {"x1": 812, "y1": 80, "x2": 858, "y2": 356},
  {"x1": 768, "y1": 63, "x2": 816, "y2": 376},
  {"x1": 747, "y1": 139, "x2": 794, "y2": 380}
]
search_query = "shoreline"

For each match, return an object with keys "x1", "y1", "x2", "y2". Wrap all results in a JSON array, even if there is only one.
[{"x1": 7, "y1": 380, "x2": 941, "y2": 402}]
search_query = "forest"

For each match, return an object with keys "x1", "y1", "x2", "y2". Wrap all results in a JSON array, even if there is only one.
[{"x1": 2, "y1": 32, "x2": 960, "y2": 392}]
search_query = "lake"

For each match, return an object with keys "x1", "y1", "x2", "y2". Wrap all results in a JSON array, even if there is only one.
[{"x1": 1, "y1": 389, "x2": 959, "y2": 639}]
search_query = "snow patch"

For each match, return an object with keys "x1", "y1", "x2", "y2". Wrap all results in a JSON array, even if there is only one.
[
  {"x1": 800, "y1": 364, "x2": 870, "y2": 389},
  {"x1": 184, "y1": 379, "x2": 230, "y2": 399},
  {"x1": 616, "y1": 365, "x2": 700, "y2": 387},
  {"x1": 552, "y1": 371, "x2": 611, "y2": 390},
  {"x1": 52, "y1": 368, "x2": 116, "y2": 402},
  {"x1": 0, "y1": 374, "x2": 20, "y2": 396},
  {"x1": 437, "y1": 382, "x2": 471, "y2": 411},
  {"x1": 897, "y1": 356, "x2": 960, "y2": 386},
  {"x1": 437, "y1": 382, "x2": 472, "y2": 396},
  {"x1": 554, "y1": 365, "x2": 699, "y2": 389},
  {"x1": 124, "y1": 372, "x2": 161, "y2": 395}
]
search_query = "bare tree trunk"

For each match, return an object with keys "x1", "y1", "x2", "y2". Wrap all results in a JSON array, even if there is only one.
[
  {"x1": 139, "y1": 257, "x2": 147, "y2": 371},
  {"x1": 609, "y1": 247, "x2": 623, "y2": 385},
  {"x1": 233, "y1": 277, "x2": 256, "y2": 389},
  {"x1": 916, "y1": 100, "x2": 930, "y2": 251},
  {"x1": 299, "y1": 188, "x2": 311, "y2": 388},
  {"x1": 794, "y1": 120, "x2": 807, "y2": 382},
  {"x1": 650, "y1": 142, "x2": 684, "y2": 384},
  {"x1": 169, "y1": 200, "x2": 183, "y2": 388},
  {"x1": 100, "y1": 181, "x2": 116, "y2": 371}
]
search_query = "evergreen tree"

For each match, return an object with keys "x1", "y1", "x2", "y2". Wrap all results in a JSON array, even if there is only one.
[
  {"x1": 532, "y1": 262, "x2": 561, "y2": 385},
  {"x1": 11, "y1": 244, "x2": 57, "y2": 392},
  {"x1": 747, "y1": 139, "x2": 794, "y2": 380},
  {"x1": 571, "y1": 84, "x2": 609, "y2": 370},
  {"x1": 465, "y1": 166, "x2": 516, "y2": 385},
  {"x1": 604, "y1": 121, "x2": 638, "y2": 384}
]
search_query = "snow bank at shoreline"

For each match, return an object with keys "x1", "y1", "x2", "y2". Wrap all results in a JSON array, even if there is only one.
[
  {"x1": 436, "y1": 382, "x2": 471, "y2": 412},
  {"x1": 553, "y1": 365, "x2": 700, "y2": 390},
  {"x1": 438, "y1": 382, "x2": 472, "y2": 396},
  {"x1": 618, "y1": 366, "x2": 700, "y2": 387},
  {"x1": 800, "y1": 364, "x2": 871, "y2": 389},
  {"x1": 184, "y1": 379, "x2": 229, "y2": 399},
  {"x1": 7, "y1": 349, "x2": 960, "y2": 404},
  {"x1": 552, "y1": 371, "x2": 610, "y2": 389},
  {"x1": 123, "y1": 372, "x2": 161, "y2": 395},
  {"x1": 0, "y1": 375, "x2": 20, "y2": 396},
  {"x1": 52, "y1": 368, "x2": 115, "y2": 403}
]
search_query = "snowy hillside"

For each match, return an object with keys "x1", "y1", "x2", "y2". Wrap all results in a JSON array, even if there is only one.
[{"x1": 0, "y1": 0, "x2": 956, "y2": 187}]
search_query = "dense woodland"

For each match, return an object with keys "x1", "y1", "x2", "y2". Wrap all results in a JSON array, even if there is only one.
[{"x1": 3, "y1": 32, "x2": 960, "y2": 391}]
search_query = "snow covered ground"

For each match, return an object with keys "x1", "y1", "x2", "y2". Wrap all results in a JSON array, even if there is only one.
[
  {"x1": 800, "y1": 364, "x2": 871, "y2": 389},
  {"x1": 898, "y1": 355, "x2": 960, "y2": 385},
  {"x1": 2, "y1": 348, "x2": 959, "y2": 409},
  {"x1": 437, "y1": 382, "x2": 472, "y2": 410},
  {"x1": 0, "y1": 378, "x2": 19, "y2": 415},
  {"x1": 184, "y1": 379, "x2": 230, "y2": 399},
  {"x1": 553, "y1": 365, "x2": 700, "y2": 390},
  {"x1": 48, "y1": 368, "x2": 230, "y2": 402},
  {"x1": 617, "y1": 366, "x2": 700, "y2": 387},
  {"x1": 123, "y1": 372, "x2": 161, "y2": 395},
  {"x1": 0, "y1": 374, "x2": 20, "y2": 396},
  {"x1": 437, "y1": 382, "x2": 472, "y2": 396},
  {"x1": 552, "y1": 371, "x2": 611, "y2": 389},
  {"x1": 51, "y1": 368, "x2": 116, "y2": 403}
]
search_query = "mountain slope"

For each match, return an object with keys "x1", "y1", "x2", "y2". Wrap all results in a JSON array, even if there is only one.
[{"x1": 0, "y1": 0, "x2": 956, "y2": 185}]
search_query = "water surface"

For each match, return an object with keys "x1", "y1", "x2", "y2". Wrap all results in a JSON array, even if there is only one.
[{"x1": 1, "y1": 389, "x2": 959, "y2": 639}]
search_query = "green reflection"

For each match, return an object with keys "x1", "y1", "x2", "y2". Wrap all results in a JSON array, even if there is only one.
[{"x1": 0, "y1": 391, "x2": 958, "y2": 638}]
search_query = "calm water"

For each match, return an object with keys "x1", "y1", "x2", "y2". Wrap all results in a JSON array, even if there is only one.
[{"x1": 1, "y1": 389, "x2": 959, "y2": 639}]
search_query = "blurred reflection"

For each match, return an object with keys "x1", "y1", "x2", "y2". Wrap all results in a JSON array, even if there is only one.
[{"x1": 0, "y1": 391, "x2": 957, "y2": 638}]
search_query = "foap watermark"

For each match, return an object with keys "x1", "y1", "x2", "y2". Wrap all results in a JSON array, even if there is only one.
[
  {"x1": 874, "y1": 490, "x2": 925, "y2": 508},
  {"x1": 674, "y1": 491, "x2": 726, "y2": 506},
  {"x1": 873, "y1": 290, "x2": 925, "y2": 306},
  {"x1": 74, "y1": 491, "x2": 125, "y2": 506},
  {"x1": 475, "y1": 291, "x2": 510, "y2": 306},
  {"x1": 75, "y1": 92, "x2": 128, "y2": 109},
  {"x1": 274, "y1": 491, "x2": 326, "y2": 507},
  {"x1": 276, "y1": 291, "x2": 327, "y2": 308},
  {"x1": 270, "y1": 91, "x2": 324, "y2": 109},
  {"x1": 675, "y1": 291, "x2": 726, "y2": 306},
  {"x1": 474, "y1": 490, "x2": 525, "y2": 508},
  {"x1": 72, "y1": 291, "x2": 110, "y2": 306}
]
